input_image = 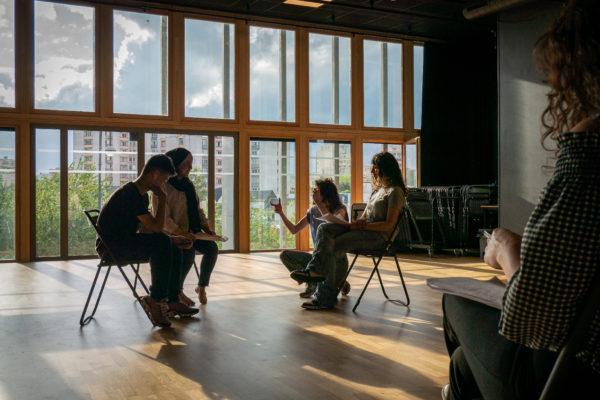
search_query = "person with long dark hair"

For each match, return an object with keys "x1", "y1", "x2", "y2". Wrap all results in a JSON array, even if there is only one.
[
  {"x1": 152, "y1": 148, "x2": 219, "y2": 306},
  {"x1": 441, "y1": 1, "x2": 600, "y2": 398},
  {"x1": 291, "y1": 151, "x2": 407, "y2": 310},
  {"x1": 273, "y1": 178, "x2": 351, "y2": 298}
]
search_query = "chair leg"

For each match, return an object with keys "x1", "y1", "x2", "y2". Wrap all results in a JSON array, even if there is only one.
[
  {"x1": 130, "y1": 263, "x2": 149, "y2": 295},
  {"x1": 80, "y1": 266, "x2": 112, "y2": 326},
  {"x1": 352, "y1": 256, "x2": 383, "y2": 312},
  {"x1": 338, "y1": 253, "x2": 359, "y2": 294},
  {"x1": 373, "y1": 256, "x2": 410, "y2": 307}
]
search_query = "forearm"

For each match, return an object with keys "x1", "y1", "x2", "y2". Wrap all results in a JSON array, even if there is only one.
[
  {"x1": 498, "y1": 250, "x2": 520, "y2": 282},
  {"x1": 362, "y1": 221, "x2": 395, "y2": 232},
  {"x1": 278, "y1": 212, "x2": 298, "y2": 234}
]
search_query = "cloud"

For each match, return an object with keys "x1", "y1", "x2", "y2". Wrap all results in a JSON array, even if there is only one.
[
  {"x1": 0, "y1": 71, "x2": 14, "y2": 107},
  {"x1": 34, "y1": 56, "x2": 93, "y2": 106},
  {"x1": 113, "y1": 13, "x2": 155, "y2": 89},
  {"x1": 187, "y1": 83, "x2": 222, "y2": 108},
  {"x1": 35, "y1": 1, "x2": 57, "y2": 21}
]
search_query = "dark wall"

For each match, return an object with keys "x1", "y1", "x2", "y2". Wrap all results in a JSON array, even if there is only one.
[
  {"x1": 497, "y1": 4, "x2": 561, "y2": 233},
  {"x1": 420, "y1": 35, "x2": 498, "y2": 187}
]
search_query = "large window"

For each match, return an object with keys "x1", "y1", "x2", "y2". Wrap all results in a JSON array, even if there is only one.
[
  {"x1": 215, "y1": 136, "x2": 235, "y2": 250},
  {"x1": 414, "y1": 44, "x2": 424, "y2": 130},
  {"x1": 406, "y1": 143, "x2": 417, "y2": 187},
  {"x1": 185, "y1": 19, "x2": 235, "y2": 119},
  {"x1": 113, "y1": 10, "x2": 168, "y2": 115},
  {"x1": 35, "y1": 129, "x2": 61, "y2": 258},
  {"x1": 249, "y1": 26, "x2": 295, "y2": 122},
  {"x1": 364, "y1": 40, "x2": 402, "y2": 128},
  {"x1": 362, "y1": 143, "x2": 402, "y2": 202},
  {"x1": 310, "y1": 140, "x2": 351, "y2": 210},
  {"x1": 309, "y1": 33, "x2": 351, "y2": 125},
  {"x1": 145, "y1": 133, "x2": 236, "y2": 251},
  {"x1": 68, "y1": 130, "x2": 137, "y2": 256},
  {"x1": 250, "y1": 139, "x2": 295, "y2": 250},
  {"x1": 34, "y1": 1, "x2": 95, "y2": 111},
  {"x1": 0, "y1": 0, "x2": 14, "y2": 108},
  {"x1": 0, "y1": 129, "x2": 15, "y2": 259}
]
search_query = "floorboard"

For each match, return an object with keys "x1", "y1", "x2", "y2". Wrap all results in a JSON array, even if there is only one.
[{"x1": 0, "y1": 253, "x2": 503, "y2": 400}]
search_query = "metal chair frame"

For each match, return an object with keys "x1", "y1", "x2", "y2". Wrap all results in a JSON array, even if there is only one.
[
  {"x1": 80, "y1": 209, "x2": 150, "y2": 326},
  {"x1": 341, "y1": 206, "x2": 411, "y2": 312}
]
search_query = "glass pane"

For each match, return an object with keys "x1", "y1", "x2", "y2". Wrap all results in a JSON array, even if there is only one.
[
  {"x1": 145, "y1": 133, "x2": 209, "y2": 213},
  {"x1": 215, "y1": 136, "x2": 235, "y2": 250},
  {"x1": 309, "y1": 33, "x2": 351, "y2": 125},
  {"x1": 309, "y1": 141, "x2": 351, "y2": 247},
  {"x1": 0, "y1": 0, "x2": 15, "y2": 107},
  {"x1": 185, "y1": 19, "x2": 235, "y2": 119},
  {"x1": 36, "y1": 129, "x2": 61, "y2": 257},
  {"x1": 250, "y1": 140, "x2": 295, "y2": 250},
  {"x1": 113, "y1": 10, "x2": 168, "y2": 115},
  {"x1": 362, "y1": 143, "x2": 402, "y2": 202},
  {"x1": 414, "y1": 45, "x2": 424, "y2": 130},
  {"x1": 0, "y1": 129, "x2": 15, "y2": 259},
  {"x1": 68, "y1": 130, "x2": 137, "y2": 256},
  {"x1": 406, "y1": 143, "x2": 417, "y2": 187},
  {"x1": 249, "y1": 26, "x2": 295, "y2": 122},
  {"x1": 34, "y1": 1, "x2": 95, "y2": 111},
  {"x1": 364, "y1": 40, "x2": 402, "y2": 128}
]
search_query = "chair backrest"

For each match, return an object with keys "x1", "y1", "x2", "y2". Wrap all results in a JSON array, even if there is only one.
[
  {"x1": 387, "y1": 207, "x2": 411, "y2": 252},
  {"x1": 83, "y1": 209, "x2": 120, "y2": 265},
  {"x1": 540, "y1": 271, "x2": 600, "y2": 399},
  {"x1": 350, "y1": 203, "x2": 366, "y2": 222}
]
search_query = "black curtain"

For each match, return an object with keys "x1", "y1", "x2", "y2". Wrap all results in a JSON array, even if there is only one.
[{"x1": 420, "y1": 35, "x2": 498, "y2": 186}]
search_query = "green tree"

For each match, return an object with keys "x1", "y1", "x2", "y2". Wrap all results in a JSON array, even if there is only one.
[
  {"x1": 36, "y1": 171, "x2": 60, "y2": 257},
  {"x1": 0, "y1": 179, "x2": 15, "y2": 259}
]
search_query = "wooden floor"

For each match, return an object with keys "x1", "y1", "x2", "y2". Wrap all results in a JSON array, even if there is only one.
[{"x1": 0, "y1": 253, "x2": 503, "y2": 400}]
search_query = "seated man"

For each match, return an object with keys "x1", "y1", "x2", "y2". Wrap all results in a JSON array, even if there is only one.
[{"x1": 96, "y1": 154, "x2": 198, "y2": 328}]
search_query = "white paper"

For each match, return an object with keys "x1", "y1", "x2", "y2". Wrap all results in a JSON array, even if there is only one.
[
  {"x1": 194, "y1": 232, "x2": 228, "y2": 242},
  {"x1": 426, "y1": 276, "x2": 506, "y2": 310},
  {"x1": 316, "y1": 213, "x2": 350, "y2": 226}
]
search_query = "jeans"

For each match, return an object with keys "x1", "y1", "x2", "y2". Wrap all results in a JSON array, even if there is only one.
[
  {"x1": 181, "y1": 240, "x2": 219, "y2": 287},
  {"x1": 280, "y1": 250, "x2": 312, "y2": 273},
  {"x1": 443, "y1": 294, "x2": 597, "y2": 400},
  {"x1": 99, "y1": 232, "x2": 183, "y2": 303},
  {"x1": 306, "y1": 223, "x2": 386, "y2": 307}
]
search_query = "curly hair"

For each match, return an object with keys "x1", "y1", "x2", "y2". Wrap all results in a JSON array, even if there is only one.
[
  {"x1": 315, "y1": 178, "x2": 344, "y2": 213},
  {"x1": 371, "y1": 152, "x2": 408, "y2": 196},
  {"x1": 534, "y1": 0, "x2": 600, "y2": 149}
]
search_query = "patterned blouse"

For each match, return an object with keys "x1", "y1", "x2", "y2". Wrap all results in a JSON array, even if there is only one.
[{"x1": 499, "y1": 131, "x2": 600, "y2": 372}]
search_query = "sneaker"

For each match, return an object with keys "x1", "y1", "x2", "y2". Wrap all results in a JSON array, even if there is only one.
[
  {"x1": 141, "y1": 295, "x2": 171, "y2": 328},
  {"x1": 167, "y1": 301, "x2": 199, "y2": 318},
  {"x1": 301, "y1": 299, "x2": 333, "y2": 311},
  {"x1": 299, "y1": 282, "x2": 318, "y2": 298},
  {"x1": 341, "y1": 280, "x2": 351, "y2": 296},
  {"x1": 290, "y1": 269, "x2": 326, "y2": 283}
]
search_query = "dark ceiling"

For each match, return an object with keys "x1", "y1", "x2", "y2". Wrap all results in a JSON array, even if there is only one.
[{"x1": 140, "y1": 0, "x2": 498, "y2": 42}]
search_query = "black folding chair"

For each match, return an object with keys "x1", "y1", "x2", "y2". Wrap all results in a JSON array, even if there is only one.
[
  {"x1": 540, "y1": 271, "x2": 600, "y2": 399},
  {"x1": 340, "y1": 206, "x2": 411, "y2": 312},
  {"x1": 80, "y1": 209, "x2": 150, "y2": 326}
]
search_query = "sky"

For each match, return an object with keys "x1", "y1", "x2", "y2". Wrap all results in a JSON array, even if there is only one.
[{"x1": 0, "y1": 0, "x2": 14, "y2": 108}]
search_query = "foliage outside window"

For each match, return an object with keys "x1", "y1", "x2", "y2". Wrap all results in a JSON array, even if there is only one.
[
  {"x1": 185, "y1": 19, "x2": 235, "y2": 119},
  {"x1": 0, "y1": 0, "x2": 15, "y2": 108},
  {"x1": 68, "y1": 131, "x2": 137, "y2": 256},
  {"x1": 0, "y1": 129, "x2": 15, "y2": 259},
  {"x1": 250, "y1": 139, "x2": 295, "y2": 250},
  {"x1": 113, "y1": 10, "x2": 168, "y2": 115},
  {"x1": 249, "y1": 26, "x2": 295, "y2": 122},
  {"x1": 363, "y1": 40, "x2": 402, "y2": 128},
  {"x1": 35, "y1": 129, "x2": 61, "y2": 257},
  {"x1": 34, "y1": 1, "x2": 95, "y2": 111}
]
